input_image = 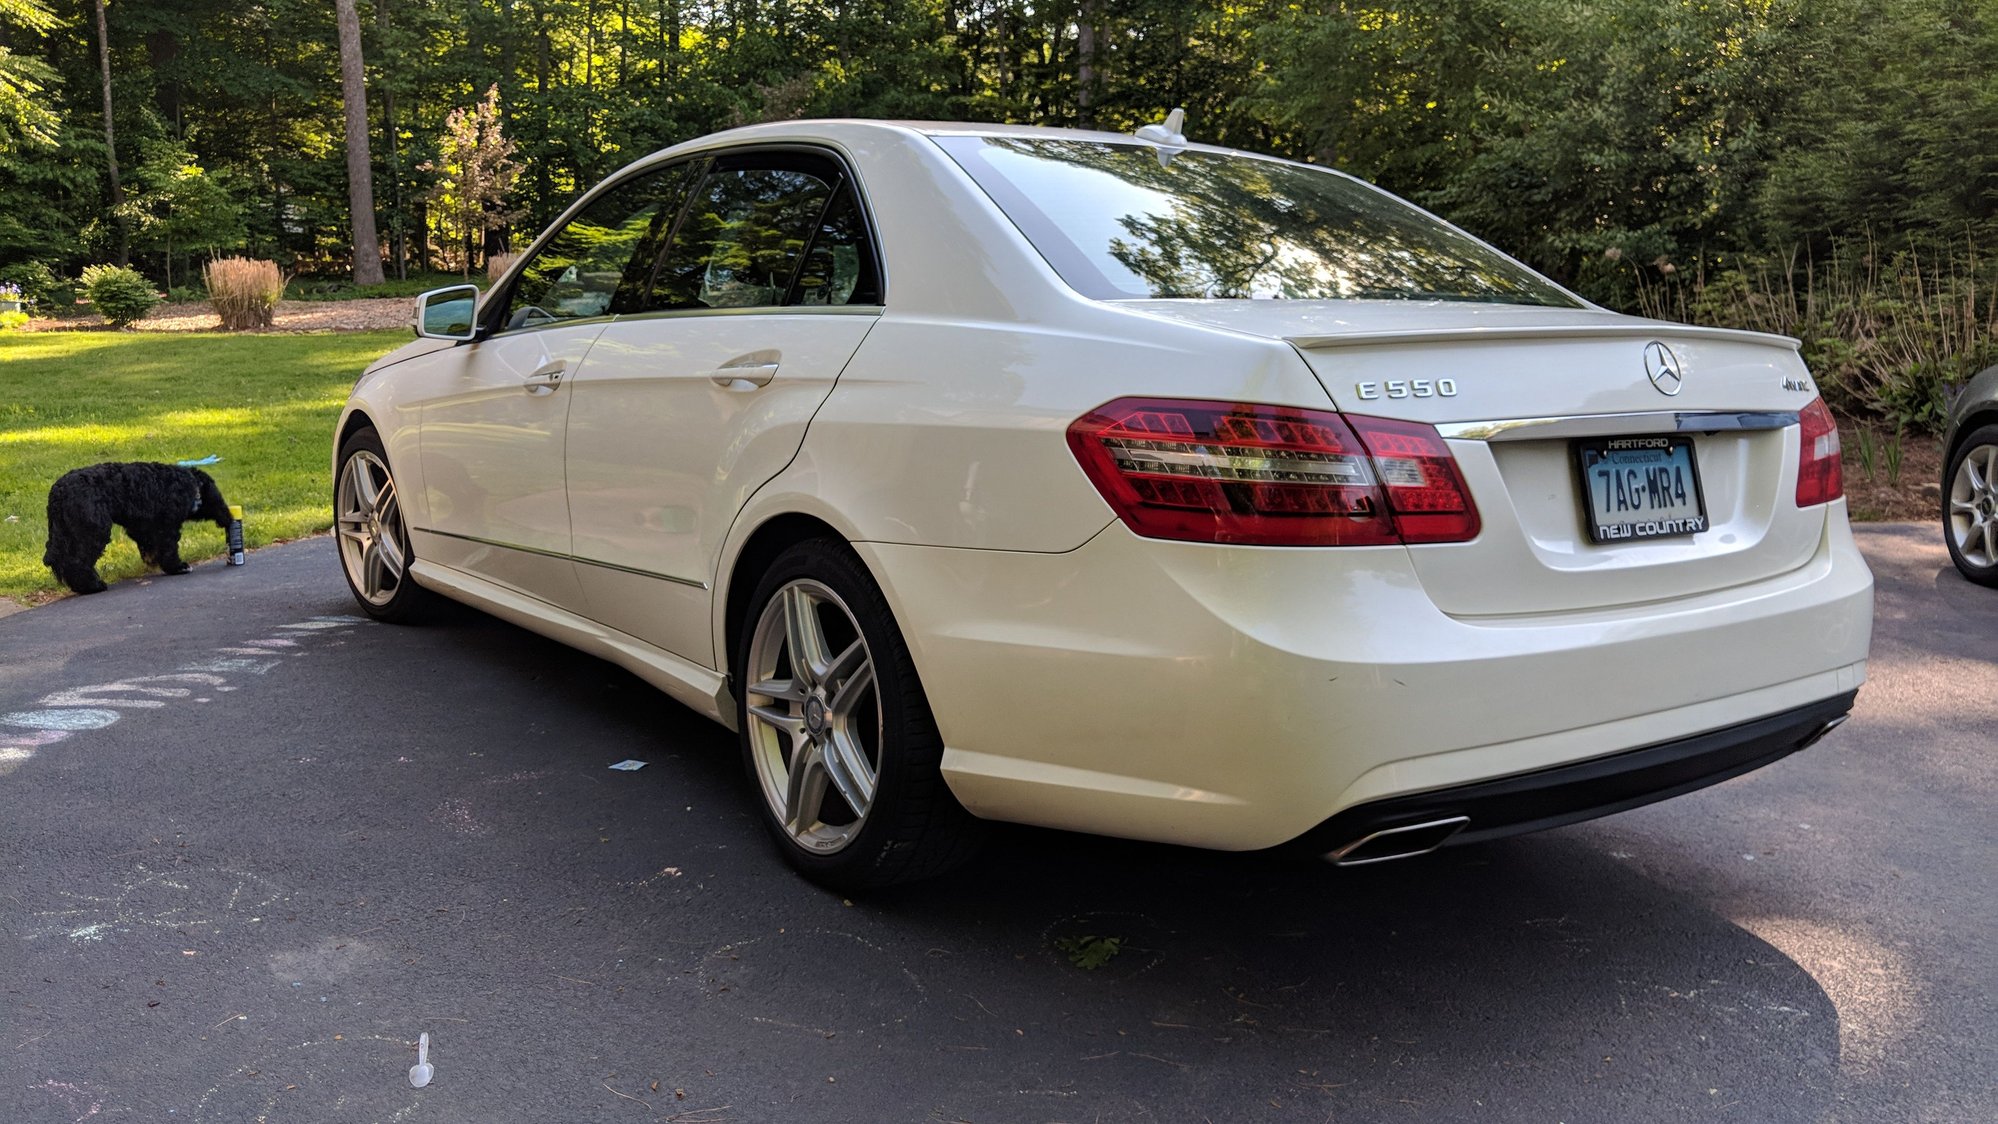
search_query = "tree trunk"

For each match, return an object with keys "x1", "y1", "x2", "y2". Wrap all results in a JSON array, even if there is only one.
[
  {"x1": 378, "y1": 0, "x2": 406, "y2": 279},
  {"x1": 335, "y1": 0, "x2": 385, "y2": 285},
  {"x1": 94, "y1": 0, "x2": 128, "y2": 267},
  {"x1": 1076, "y1": 0, "x2": 1099, "y2": 129}
]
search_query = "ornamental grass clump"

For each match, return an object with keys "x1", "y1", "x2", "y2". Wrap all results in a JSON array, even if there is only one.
[
  {"x1": 79, "y1": 264, "x2": 161, "y2": 328},
  {"x1": 204, "y1": 257, "x2": 286, "y2": 331}
]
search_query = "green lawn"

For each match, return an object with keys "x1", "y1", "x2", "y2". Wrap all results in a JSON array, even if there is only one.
[{"x1": 0, "y1": 330, "x2": 406, "y2": 602}]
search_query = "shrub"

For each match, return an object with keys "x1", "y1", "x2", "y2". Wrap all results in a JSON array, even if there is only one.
[
  {"x1": 203, "y1": 257, "x2": 285, "y2": 330},
  {"x1": 0, "y1": 309, "x2": 29, "y2": 332},
  {"x1": 0, "y1": 260, "x2": 74, "y2": 309},
  {"x1": 79, "y1": 264, "x2": 161, "y2": 327},
  {"x1": 1632, "y1": 239, "x2": 1998, "y2": 433},
  {"x1": 486, "y1": 251, "x2": 520, "y2": 280}
]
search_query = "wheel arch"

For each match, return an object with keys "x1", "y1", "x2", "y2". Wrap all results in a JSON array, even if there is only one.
[
  {"x1": 1950, "y1": 408, "x2": 1998, "y2": 459},
  {"x1": 719, "y1": 512, "x2": 851, "y2": 689},
  {"x1": 337, "y1": 407, "x2": 378, "y2": 451}
]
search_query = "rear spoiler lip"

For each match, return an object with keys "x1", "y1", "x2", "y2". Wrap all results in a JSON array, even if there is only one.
[{"x1": 1285, "y1": 322, "x2": 1801, "y2": 351}]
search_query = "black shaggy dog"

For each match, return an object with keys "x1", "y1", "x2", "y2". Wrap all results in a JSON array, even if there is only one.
[{"x1": 43, "y1": 462, "x2": 232, "y2": 594}]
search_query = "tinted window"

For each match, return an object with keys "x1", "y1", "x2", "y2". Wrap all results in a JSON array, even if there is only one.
[
  {"x1": 935, "y1": 136, "x2": 1577, "y2": 307},
  {"x1": 503, "y1": 163, "x2": 694, "y2": 330},
  {"x1": 649, "y1": 158, "x2": 877, "y2": 312},
  {"x1": 790, "y1": 189, "x2": 881, "y2": 307}
]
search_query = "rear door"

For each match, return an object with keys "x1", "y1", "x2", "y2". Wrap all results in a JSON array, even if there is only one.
[
  {"x1": 563, "y1": 148, "x2": 883, "y2": 665},
  {"x1": 1290, "y1": 327, "x2": 1830, "y2": 615}
]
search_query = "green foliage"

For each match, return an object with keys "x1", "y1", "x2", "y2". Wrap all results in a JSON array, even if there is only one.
[
  {"x1": 113, "y1": 140, "x2": 246, "y2": 261},
  {"x1": 0, "y1": 309, "x2": 27, "y2": 331},
  {"x1": 0, "y1": 0, "x2": 60, "y2": 154},
  {"x1": 1637, "y1": 240, "x2": 1998, "y2": 434},
  {"x1": 1054, "y1": 934, "x2": 1123, "y2": 971},
  {"x1": 79, "y1": 263, "x2": 160, "y2": 327},
  {"x1": 0, "y1": 258, "x2": 71, "y2": 307},
  {"x1": 286, "y1": 271, "x2": 467, "y2": 301}
]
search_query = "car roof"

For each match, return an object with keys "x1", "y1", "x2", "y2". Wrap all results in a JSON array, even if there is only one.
[{"x1": 650, "y1": 117, "x2": 1280, "y2": 165}]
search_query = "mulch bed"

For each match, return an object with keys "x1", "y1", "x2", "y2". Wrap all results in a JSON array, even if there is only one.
[
  {"x1": 1840, "y1": 422, "x2": 1945, "y2": 523},
  {"x1": 22, "y1": 298, "x2": 413, "y2": 334}
]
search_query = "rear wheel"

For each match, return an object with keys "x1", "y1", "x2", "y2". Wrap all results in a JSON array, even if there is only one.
[
  {"x1": 736, "y1": 538, "x2": 983, "y2": 889},
  {"x1": 1944, "y1": 423, "x2": 1998, "y2": 588},
  {"x1": 335, "y1": 427, "x2": 432, "y2": 621}
]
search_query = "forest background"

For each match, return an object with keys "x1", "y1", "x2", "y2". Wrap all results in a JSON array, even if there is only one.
[{"x1": 1, "y1": 0, "x2": 1993, "y2": 429}]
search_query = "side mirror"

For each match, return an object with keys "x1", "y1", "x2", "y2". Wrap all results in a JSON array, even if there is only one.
[{"x1": 414, "y1": 284, "x2": 481, "y2": 341}]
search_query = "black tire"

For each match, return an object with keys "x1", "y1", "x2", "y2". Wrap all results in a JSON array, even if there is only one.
[
  {"x1": 734, "y1": 538, "x2": 984, "y2": 890},
  {"x1": 1943, "y1": 423, "x2": 1998, "y2": 588},
  {"x1": 334, "y1": 426, "x2": 435, "y2": 621}
]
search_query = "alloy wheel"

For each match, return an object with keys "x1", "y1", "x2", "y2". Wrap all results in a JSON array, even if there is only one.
[
  {"x1": 1948, "y1": 441, "x2": 1998, "y2": 569},
  {"x1": 336, "y1": 449, "x2": 410, "y2": 606},
  {"x1": 744, "y1": 579, "x2": 883, "y2": 854}
]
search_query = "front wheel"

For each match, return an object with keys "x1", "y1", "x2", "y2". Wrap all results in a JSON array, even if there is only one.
[
  {"x1": 335, "y1": 427, "x2": 433, "y2": 621},
  {"x1": 736, "y1": 539, "x2": 983, "y2": 889},
  {"x1": 1944, "y1": 423, "x2": 1998, "y2": 588}
]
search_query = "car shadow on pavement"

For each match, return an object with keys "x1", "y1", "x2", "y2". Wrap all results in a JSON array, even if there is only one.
[
  {"x1": 347, "y1": 600, "x2": 1846, "y2": 1123},
  {"x1": 1, "y1": 585, "x2": 1845, "y2": 1124}
]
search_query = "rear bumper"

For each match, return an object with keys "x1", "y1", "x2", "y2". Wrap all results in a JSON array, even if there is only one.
[
  {"x1": 856, "y1": 505, "x2": 1873, "y2": 852},
  {"x1": 1292, "y1": 689, "x2": 1857, "y2": 862}
]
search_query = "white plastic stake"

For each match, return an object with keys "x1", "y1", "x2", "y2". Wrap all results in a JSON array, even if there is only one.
[{"x1": 408, "y1": 1032, "x2": 434, "y2": 1088}]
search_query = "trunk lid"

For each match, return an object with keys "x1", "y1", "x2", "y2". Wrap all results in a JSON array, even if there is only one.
[{"x1": 1120, "y1": 300, "x2": 1832, "y2": 616}]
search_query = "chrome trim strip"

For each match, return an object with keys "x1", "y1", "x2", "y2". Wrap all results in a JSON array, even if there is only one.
[
  {"x1": 1286, "y1": 323, "x2": 1800, "y2": 350},
  {"x1": 610, "y1": 304, "x2": 883, "y2": 325},
  {"x1": 411, "y1": 526, "x2": 710, "y2": 590},
  {"x1": 1437, "y1": 410, "x2": 1798, "y2": 442}
]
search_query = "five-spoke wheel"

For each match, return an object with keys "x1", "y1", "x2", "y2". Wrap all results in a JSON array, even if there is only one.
[
  {"x1": 745, "y1": 579, "x2": 882, "y2": 853},
  {"x1": 1945, "y1": 424, "x2": 1998, "y2": 588},
  {"x1": 335, "y1": 427, "x2": 431, "y2": 619},
  {"x1": 736, "y1": 539, "x2": 983, "y2": 888}
]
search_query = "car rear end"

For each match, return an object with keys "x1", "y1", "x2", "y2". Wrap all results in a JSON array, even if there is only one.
[{"x1": 854, "y1": 129, "x2": 1872, "y2": 859}]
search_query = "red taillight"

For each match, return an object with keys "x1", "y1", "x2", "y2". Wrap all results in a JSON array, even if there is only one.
[
  {"x1": 1795, "y1": 396, "x2": 1843, "y2": 506},
  {"x1": 1066, "y1": 398, "x2": 1480, "y2": 547}
]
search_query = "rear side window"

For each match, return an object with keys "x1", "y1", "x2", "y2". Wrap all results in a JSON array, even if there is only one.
[
  {"x1": 648, "y1": 154, "x2": 882, "y2": 312},
  {"x1": 934, "y1": 135, "x2": 1577, "y2": 307},
  {"x1": 503, "y1": 162, "x2": 694, "y2": 330}
]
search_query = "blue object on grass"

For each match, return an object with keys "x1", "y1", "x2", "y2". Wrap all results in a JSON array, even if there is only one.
[{"x1": 175, "y1": 454, "x2": 222, "y2": 466}]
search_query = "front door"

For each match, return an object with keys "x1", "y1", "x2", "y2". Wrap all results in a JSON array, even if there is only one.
[
  {"x1": 564, "y1": 149, "x2": 885, "y2": 665},
  {"x1": 414, "y1": 162, "x2": 693, "y2": 610}
]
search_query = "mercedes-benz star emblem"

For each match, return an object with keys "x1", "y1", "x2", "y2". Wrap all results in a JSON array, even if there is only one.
[{"x1": 1643, "y1": 341, "x2": 1684, "y2": 397}]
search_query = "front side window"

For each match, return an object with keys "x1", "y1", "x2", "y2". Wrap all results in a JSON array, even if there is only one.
[
  {"x1": 503, "y1": 162, "x2": 694, "y2": 330},
  {"x1": 649, "y1": 155, "x2": 880, "y2": 312},
  {"x1": 935, "y1": 136, "x2": 1578, "y2": 307}
]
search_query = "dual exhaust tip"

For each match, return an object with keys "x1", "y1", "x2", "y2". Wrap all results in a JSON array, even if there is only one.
[{"x1": 1322, "y1": 714, "x2": 1852, "y2": 867}]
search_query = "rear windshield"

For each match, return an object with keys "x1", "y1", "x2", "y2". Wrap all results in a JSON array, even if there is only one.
[{"x1": 934, "y1": 136, "x2": 1579, "y2": 307}]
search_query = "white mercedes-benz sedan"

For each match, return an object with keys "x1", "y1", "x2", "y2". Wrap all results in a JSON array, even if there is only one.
[{"x1": 334, "y1": 118, "x2": 1873, "y2": 888}]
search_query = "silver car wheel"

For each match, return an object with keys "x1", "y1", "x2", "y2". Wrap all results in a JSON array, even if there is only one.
[
  {"x1": 744, "y1": 578, "x2": 882, "y2": 854},
  {"x1": 335, "y1": 449, "x2": 409, "y2": 607},
  {"x1": 1948, "y1": 441, "x2": 1998, "y2": 568}
]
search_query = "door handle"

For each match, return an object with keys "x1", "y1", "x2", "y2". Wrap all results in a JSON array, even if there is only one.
[
  {"x1": 523, "y1": 360, "x2": 566, "y2": 394},
  {"x1": 703, "y1": 362, "x2": 780, "y2": 389}
]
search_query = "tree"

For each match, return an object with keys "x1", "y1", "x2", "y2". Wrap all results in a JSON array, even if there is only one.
[
  {"x1": 91, "y1": 0, "x2": 126, "y2": 265},
  {"x1": 113, "y1": 139, "x2": 243, "y2": 288},
  {"x1": 334, "y1": 0, "x2": 384, "y2": 284},
  {"x1": 0, "y1": 0, "x2": 60, "y2": 154},
  {"x1": 423, "y1": 84, "x2": 524, "y2": 276}
]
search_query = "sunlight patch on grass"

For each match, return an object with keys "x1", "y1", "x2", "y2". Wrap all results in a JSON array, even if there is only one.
[{"x1": 0, "y1": 330, "x2": 406, "y2": 600}]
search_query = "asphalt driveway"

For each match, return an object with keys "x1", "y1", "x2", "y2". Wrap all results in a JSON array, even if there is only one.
[{"x1": 1, "y1": 525, "x2": 1991, "y2": 1122}]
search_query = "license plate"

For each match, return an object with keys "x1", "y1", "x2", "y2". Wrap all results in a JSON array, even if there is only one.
[{"x1": 1575, "y1": 435, "x2": 1708, "y2": 542}]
